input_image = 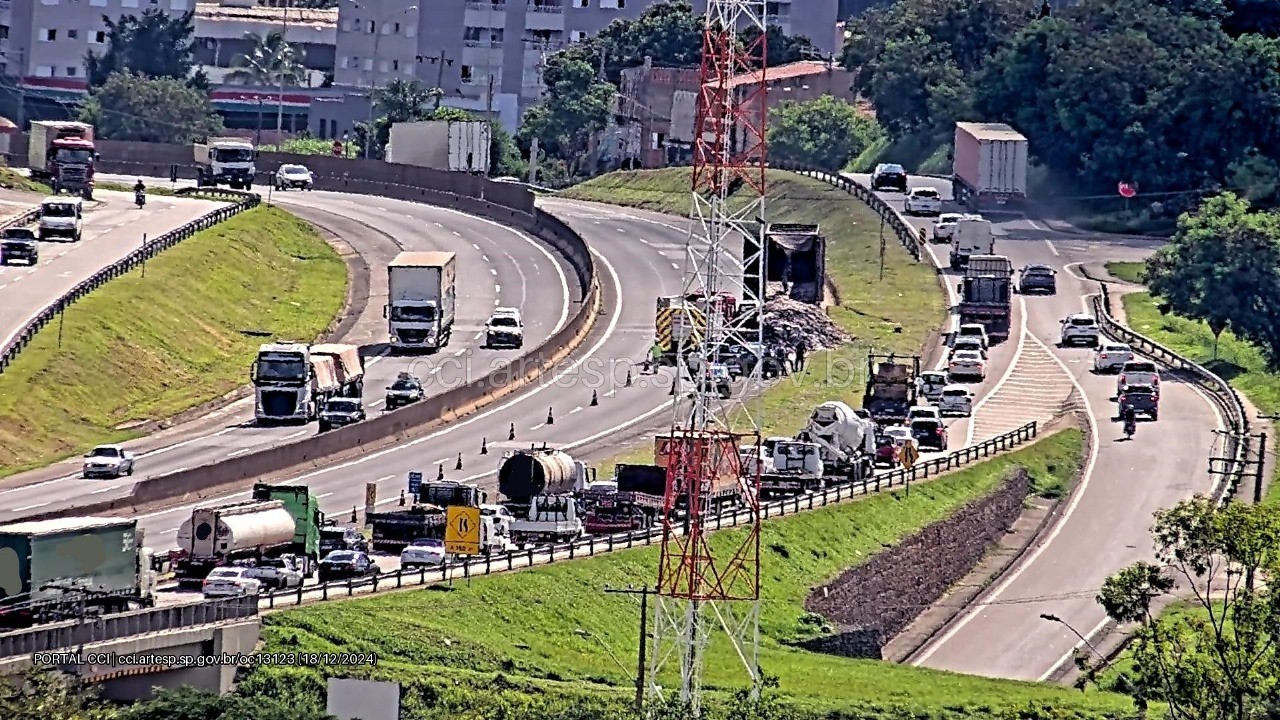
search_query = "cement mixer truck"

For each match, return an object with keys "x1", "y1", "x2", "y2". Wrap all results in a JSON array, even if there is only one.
[
  {"x1": 497, "y1": 449, "x2": 590, "y2": 544},
  {"x1": 797, "y1": 401, "x2": 877, "y2": 481},
  {"x1": 172, "y1": 498, "x2": 313, "y2": 588}
]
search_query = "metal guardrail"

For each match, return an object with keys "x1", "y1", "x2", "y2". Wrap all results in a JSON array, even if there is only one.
[
  {"x1": 0, "y1": 192, "x2": 260, "y2": 374},
  {"x1": 0, "y1": 205, "x2": 40, "y2": 231},
  {"x1": 0, "y1": 595, "x2": 258, "y2": 658}
]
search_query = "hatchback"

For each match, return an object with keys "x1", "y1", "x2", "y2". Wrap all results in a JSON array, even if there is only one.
[
  {"x1": 937, "y1": 385, "x2": 974, "y2": 417},
  {"x1": 1093, "y1": 342, "x2": 1133, "y2": 373}
]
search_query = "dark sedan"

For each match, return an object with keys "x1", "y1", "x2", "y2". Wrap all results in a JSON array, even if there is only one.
[
  {"x1": 1, "y1": 228, "x2": 38, "y2": 266},
  {"x1": 1018, "y1": 264, "x2": 1057, "y2": 294},
  {"x1": 871, "y1": 163, "x2": 909, "y2": 192},
  {"x1": 317, "y1": 550, "x2": 380, "y2": 582},
  {"x1": 1118, "y1": 384, "x2": 1159, "y2": 420}
]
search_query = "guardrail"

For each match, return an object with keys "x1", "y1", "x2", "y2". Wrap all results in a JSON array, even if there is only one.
[
  {"x1": 0, "y1": 193, "x2": 260, "y2": 374},
  {"x1": 0, "y1": 595, "x2": 258, "y2": 658},
  {"x1": 0, "y1": 205, "x2": 39, "y2": 231},
  {"x1": 252, "y1": 422, "x2": 1039, "y2": 611},
  {"x1": 1092, "y1": 284, "x2": 1250, "y2": 501}
]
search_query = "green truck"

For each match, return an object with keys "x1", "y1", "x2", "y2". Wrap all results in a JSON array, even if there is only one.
[
  {"x1": 251, "y1": 483, "x2": 324, "y2": 574},
  {"x1": 0, "y1": 517, "x2": 156, "y2": 629}
]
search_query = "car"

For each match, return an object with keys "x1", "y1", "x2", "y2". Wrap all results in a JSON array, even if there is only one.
[
  {"x1": 1117, "y1": 360, "x2": 1159, "y2": 395},
  {"x1": 201, "y1": 567, "x2": 263, "y2": 598},
  {"x1": 318, "y1": 397, "x2": 366, "y2": 432},
  {"x1": 1059, "y1": 314, "x2": 1100, "y2": 347},
  {"x1": 950, "y1": 336, "x2": 987, "y2": 359},
  {"x1": 1118, "y1": 383, "x2": 1159, "y2": 420},
  {"x1": 319, "y1": 524, "x2": 369, "y2": 555},
  {"x1": 937, "y1": 385, "x2": 974, "y2": 417},
  {"x1": 274, "y1": 164, "x2": 314, "y2": 190},
  {"x1": 1018, "y1": 264, "x2": 1058, "y2": 294},
  {"x1": 0, "y1": 228, "x2": 38, "y2": 266},
  {"x1": 904, "y1": 187, "x2": 943, "y2": 216},
  {"x1": 82, "y1": 444, "x2": 135, "y2": 478},
  {"x1": 384, "y1": 371, "x2": 425, "y2": 410},
  {"x1": 236, "y1": 555, "x2": 305, "y2": 590},
  {"x1": 318, "y1": 550, "x2": 380, "y2": 582},
  {"x1": 948, "y1": 350, "x2": 986, "y2": 380},
  {"x1": 956, "y1": 323, "x2": 989, "y2": 350},
  {"x1": 37, "y1": 196, "x2": 83, "y2": 242},
  {"x1": 931, "y1": 213, "x2": 968, "y2": 243},
  {"x1": 871, "y1": 163, "x2": 908, "y2": 192},
  {"x1": 907, "y1": 406, "x2": 942, "y2": 423},
  {"x1": 910, "y1": 417, "x2": 948, "y2": 452},
  {"x1": 720, "y1": 342, "x2": 763, "y2": 379},
  {"x1": 700, "y1": 362, "x2": 733, "y2": 398},
  {"x1": 1093, "y1": 342, "x2": 1134, "y2": 373},
  {"x1": 485, "y1": 307, "x2": 524, "y2": 348},
  {"x1": 400, "y1": 538, "x2": 448, "y2": 569},
  {"x1": 875, "y1": 426, "x2": 915, "y2": 467},
  {"x1": 916, "y1": 370, "x2": 950, "y2": 401}
]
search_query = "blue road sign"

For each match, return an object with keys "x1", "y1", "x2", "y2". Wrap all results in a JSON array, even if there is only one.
[{"x1": 408, "y1": 471, "x2": 423, "y2": 494}]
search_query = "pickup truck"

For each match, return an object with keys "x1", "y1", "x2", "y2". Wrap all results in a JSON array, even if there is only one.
[
  {"x1": 236, "y1": 555, "x2": 304, "y2": 590},
  {"x1": 0, "y1": 228, "x2": 38, "y2": 266},
  {"x1": 1117, "y1": 360, "x2": 1159, "y2": 395}
]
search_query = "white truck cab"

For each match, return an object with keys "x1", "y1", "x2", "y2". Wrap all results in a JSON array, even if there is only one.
[{"x1": 38, "y1": 196, "x2": 83, "y2": 242}]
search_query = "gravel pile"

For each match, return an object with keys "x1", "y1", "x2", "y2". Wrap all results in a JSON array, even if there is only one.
[{"x1": 761, "y1": 296, "x2": 852, "y2": 350}]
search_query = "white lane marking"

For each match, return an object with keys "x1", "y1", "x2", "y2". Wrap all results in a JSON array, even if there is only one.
[
  {"x1": 280, "y1": 430, "x2": 309, "y2": 441},
  {"x1": 140, "y1": 427, "x2": 238, "y2": 458},
  {"x1": 671, "y1": 262, "x2": 679, "y2": 269},
  {"x1": 226, "y1": 447, "x2": 255, "y2": 459},
  {"x1": 89, "y1": 485, "x2": 116, "y2": 494},
  {"x1": 490, "y1": 268, "x2": 497, "y2": 276},
  {"x1": 13, "y1": 503, "x2": 49, "y2": 512},
  {"x1": 964, "y1": 297, "x2": 1028, "y2": 448},
  {"x1": 530, "y1": 423, "x2": 545, "y2": 431},
  {"x1": 616, "y1": 227, "x2": 626, "y2": 233},
  {"x1": 569, "y1": 406, "x2": 583, "y2": 414},
  {"x1": 482, "y1": 254, "x2": 490, "y2": 262},
  {"x1": 1045, "y1": 239, "x2": 1060, "y2": 256},
  {"x1": 471, "y1": 243, "x2": 480, "y2": 250},
  {"x1": 316, "y1": 492, "x2": 334, "y2": 499},
  {"x1": 433, "y1": 222, "x2": 443, "y2": 228},
  {"x1": 494, "y1": 284, "x2": 501, "y2": 294},
  {"x1": 452, "y1": 231, "x2": 462, "y2": 237}
]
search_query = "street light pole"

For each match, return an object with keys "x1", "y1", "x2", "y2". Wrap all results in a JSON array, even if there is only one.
[
  {"x1": 1039, "y1": 613, "x2": 1108, "y2": 669},
  {"x1": 276, "y1": 0, "x2": 291, "y2": 135}
]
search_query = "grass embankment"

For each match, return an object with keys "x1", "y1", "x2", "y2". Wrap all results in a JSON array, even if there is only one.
[
  {"x1": 0, "y1": 206, "x2": 346, "y2": 476},
  {"x1": 847, "y1": 132, "x2": 952, "y2": 175},
  {"x1": 1104, "y1": 261, "x2": 1144, "y2": 284},
  {"x1": 258, "y1": 428, "x2": 1132, "y2": 718},
  {"x1": 0, "y1": 165, "x2": 50, "y2": 194},
  {"x1": 560, "y1": 169, "x2": 944, "y2": 473}
]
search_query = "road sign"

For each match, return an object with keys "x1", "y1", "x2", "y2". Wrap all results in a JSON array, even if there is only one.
[
  {"x1": 332, "y1": 139, "x2": 343, "y2": 157},
  {"x1": 900, "y1": 442, "x2": 920, "y2": 470},
  {"x1": 407, "y1": 471, "x2": 423, "y2": 494},
  {"x1": 1118, "y1": 182, "x2": 1137, "y2": 198},
  {"x1": 445, "y1": 506, "x2": 481, "y2": 555}
]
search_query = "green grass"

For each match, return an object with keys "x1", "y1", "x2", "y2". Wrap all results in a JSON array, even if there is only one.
[
  {"x1": 560, "y1": 169, "x2": 945, "y2": 476},
  {"x1": 1093, "y1": 600, "x2": 1225, "y2": 694},
  {"x1": 0, "y1": 206, "x2": 346, "y2": 476},
  {"x1": 260, "y1": 137, "x2": 363, "y2": 158},
  {"x1": 1121, "y1": 292, "x2": 1280, "y2": 504},
  {"x1": 258, "y1": 428, "x2": 1131, "y2": 718},
  {"x1": 0, "y1": 165, "x2": 51, "y2": 194},
  {"x1": 846, "y1": 132, "x2": 951, "y2": 175},
  {"x1": 1104, "y1": 262, "x2": 1145, "y2": 284}
]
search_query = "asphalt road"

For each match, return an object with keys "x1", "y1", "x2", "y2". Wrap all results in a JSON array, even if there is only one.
[
  {"x1": 0, "y1": 188, "x2": 578, "y2": 521},
  {"x1": 0, "y1": 190, "x2": 229, "y2": 356},
  {"x1": 844, "y1": 173, "x2": 1223, "y2": 680}
]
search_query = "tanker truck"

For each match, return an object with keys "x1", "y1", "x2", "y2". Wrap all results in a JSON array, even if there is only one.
[
  {"x1": 497, "y1": 449, "x2": 591, "y2": 544},
  {"x1": 796, "y1": 401, "x2": 877, "y2": 481},
  {"x1": 172, "y1": 499, "x2": 300, "y2": 588},
  {"x1": 309, "y1": 343, "x2": 365, "y2": 398}
]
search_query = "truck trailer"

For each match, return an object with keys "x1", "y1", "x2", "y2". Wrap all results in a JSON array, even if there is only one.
[
  {"x1": 194, "y1": 137, "x2": 256, "y2": 189},
  {"x1": 309, "y1": 343, "x2": 365, "y2": 398},
  {"x1": 251, "y1": 342, "x2": 341, "y2": 423},
  {"x1": 743, "y1": 223, "x2": 827, "y2": 304},
  {"x1": 957, "y1": 255, "x2": 1014, "y2": 342},
  {"x1": 862, "y1": 355, "x2": 921, "y2": 427},
  {"x1": 27, "y1": 121, "x2": 97, "y2": 199},
  {"x1": 172, "y1": 500, "x2": 300, "y2": 588},
  {"x1": 251, "y1": 483, "x2": 323, "y2": 576},
  {"x1": 0, "y1": 517, "x2": 155, "y2": 629},
  {"x1": 387, "y1": 251, "x2": 457, "y2": 352},
  {"x1": 582, "y1": 464, "x2": 668, "y2": 535},
  {"x1": 386, "y1": 120, "x2": 492, "y2": 173},
  {"x1": 953, "y1": 122, "x2": 1028, "y2": 212},
  {"x1": 497, "y1": 449, "x2": 590, "y2": 544}
]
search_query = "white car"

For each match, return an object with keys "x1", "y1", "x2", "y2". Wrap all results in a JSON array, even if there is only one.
[
  {"x1": 400, "y1": 538, "x2": 448, "y2": 569},
  {"x1": 202, "y1": 567, "x2": 263, "y2": 598},
  {"x1": 937, "y1": 385, "x2": 974, "y2": 416},
  {"x1": 485, "y1": 307, "x2": 524, "y2": 349},
  {"x1": 916, "y1": 370, "x2": 949, "y2": 401},
  {"x1": 1093, "y1": 342, "x2": 1133, "y2": 373},
  {"x1": 950, "y1": 336, "x2": 987, "y2": 359},
  {"x1": 38, "y1": 196, "x2": 83, "y2": 242},
  {"x1": 82, "y1": 444, "x2": 136, "y2": 478},
  {"x1": 274, "y1": 164, "x2": 314, "y2": 190},
  {"x1": 1059, "y1": 314, "x2": 1100, "y2": 347},
  {"x1": 1117, "y1": 359, "x2": 1160, "y2": 395},
  {"x1": 907, "y1": 405, "x2": 942, "y2": 423},
  {"x1": 948, "y1": 350, "x2": 986, "y2": 380},
  {"x1": 956, "y1": 323, "x2": 989, "y2": 349},
  {"x1": 931, "y1": 213, "x2": 966, "y2": 242},
  {"x1": 904, "y1": 187, "x2": 943, "y2": 216}
]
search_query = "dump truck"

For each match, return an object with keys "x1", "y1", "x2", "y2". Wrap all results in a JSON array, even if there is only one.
[
  {"x1": 387, "y1": 251, "x2": 457, "y2": 352},
  {"x1": 862, "y1": 354, "x2": 921, "y2": 426},
  {"x1": 582, "y1": 464, "x2": 668, "y2": 535},
  {"x1": 251, "y1": 342, "x2": 341, "y2": 423},
  {"x1": 653, "y1": 293, "x2": 737, "y2": 364},
  {"x1": 796, "y1": 401, "x2": 876, "y2": 480},
  {"x1": 0, "y1": 517, "x2": 156, "y2": 629},
  {"x1": 744, "y1": 223, "x2": 827, "y2": 303},
  {"x1": 497, "y1": 449, "x2": 591, "y2": 544},
  {"x1": 309, "y1": 343, "x2": 364, "y2": 398},
  {"x1": 953, "y1": 122, "x2": 1028, "y2": 212},
  {"x1": 416, "y1": 479, "x2": 487, "y2": 507},
  {"x1": 194, "y1": 137, "x2": 256, "y2": 189},
  {"x1": 250, "y1": 483, "x2": 323, "y2": 576},
  {"x1": 27, "y1": 121, "x2": 96, "y2": 199},
  {"x1": 172, "y1": 500, "x2": 299, "y2": 588},
  {"x1": 957, "y1": 255, "x2": 1014, "y2": 342}
]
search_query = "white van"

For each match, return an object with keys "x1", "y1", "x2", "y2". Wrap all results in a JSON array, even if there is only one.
[{"x1": 38, "y1": 196, "x2": 83, "y2": 242}]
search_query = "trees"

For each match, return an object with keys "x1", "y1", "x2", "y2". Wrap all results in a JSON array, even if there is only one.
[
  {"x1": 80, "y1": 71, "x2": 223, "y2": 144},
  {"x1": 1096, "y1": 495, "x2": 1280, "y2": 719},
  {"x1": 517, "y1": 58, "x2": 614, "y2": 177},
  {"x1": 767, "y1": 96, "x2": 882, "y2": 171},
  {"x1": 740, "y1": 26, "x2": 819, "y2": 67},
  {"x1": 85, "y1": 9, "x2": 199, "y2": 88},
  {"x1": 0, "y1": 668, "x2": 113, "y2": 720},
  {"x1": 225, "y1": 31, "x2": 307, "y2": 89},
  {"x1": 1145, "y1": 193, "x2": 1280, "y2": 363}
]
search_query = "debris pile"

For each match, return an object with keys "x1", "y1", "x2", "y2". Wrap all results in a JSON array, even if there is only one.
[{"x1": 761, "y1": 296, "x2": 852, "y2": 350}]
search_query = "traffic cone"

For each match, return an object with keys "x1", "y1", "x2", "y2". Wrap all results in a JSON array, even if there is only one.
[
  {"x1": 546, "y1": 407, "x2": 554, "y2": 425},
  {"x1": 399, "y1": 489, "x2": 406, "y2": 506},
  {"x1": 508, "y1": 423, "x2": 516, "y2": 440},
  {"x1": 480, "y1": 437, "x2": 488, "y2": 454},
  {"x1": 542, "y1": 441, "x2": 548, "y2": 450},
  {"x1": 436, "y1": 464, "x2": 444, "y2": 481},
  {"x1": 350, "y1": 506, "x2": 357, "y2": 523},
  {"x1": 626, "y1": 369, "x2": 634, "y2": 387},
  {"x1": 590, "y1": 390, "x2": 599, "y2": 406},
  {"x1": 456, "y1": 453, "x2": 463, "y2": 470},
  {"x1": 642, "y1": 359, "x2": 651, "y2": 374}
]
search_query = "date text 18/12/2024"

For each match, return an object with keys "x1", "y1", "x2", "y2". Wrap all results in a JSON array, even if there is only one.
[{"x1": 32, "y1": 651, "x2": 378, "y2": 668}]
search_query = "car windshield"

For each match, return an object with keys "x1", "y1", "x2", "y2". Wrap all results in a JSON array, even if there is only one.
[
  {"x1": 1126, "y1": 386, "x2": 1156, "y2": 395},
  {"x1": 1101, "y1": 344, "x2": 1129, "y2": 353},
  {"x1": 281, "y1": 165, "x2": 308, "y2": 174},
  {"x1": 392, "y1": 379, "x2": 419, "y2": 390},
  {"x1": 954, "y1": 351, "x2": 981, "y2": 361},
  {"x1": 912, "y1": 189, "x2": 940, "y2": 198},
  {"x1": 1069, "y1": 317, "x2": 1096, "y2": 326},
  {"x1": 880, "y1": 164, "x2": 905, "y2": 174},
  {"x1": 912, "y1": 420, "x2": 942, "y2": 431},
  {"x1": 88, "y1": 447, "x2": 120, "y2": 458},
  {"x1": 320, "y1": 529, "x2": 346, "y2": 540},
  {"x1": 325, "y1": 400, "x2": 360, "y2": 413},
  {"x1": 43, "y1": 203, "x2": 76, "y2": 217},
  {"x1": 208, "y1": 568, "x2": 241, "y2": 578},
  {"x1": 1025, "y1": 267, "x2": 1052, "y2": 275},
  {"x1": 3, "y1": 229, "x2": 36, "y2": 240},
  {"x1": 325, "y1": 552, "x2": 356, "y2": 562},
  {"x1": 955, "y1": 338, "x2": 981, "y2": 347},
  {"x1": 938, "y1": 214, "x2": 963, "y2": 223},
  {"x1": 943, "y1": 389, "x2": 968, "y2": 397},
  {"x1": 410, "y1": 538, "x2": 443, "y2": 548},
  {"x1": 489, "y1": 316, "x2": 519, "y2": 327}
]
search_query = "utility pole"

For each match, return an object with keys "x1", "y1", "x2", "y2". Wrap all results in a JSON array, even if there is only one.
[
  {"x1": 878, "y1": 215, "x2": 887, "y2": 281},
  {"x1": 427, "y1": 49, "x2": 454, "y2": 111},
  {"x1": 604, "y1": 585, "x2": 653, "y2": 714},
  {"x1": 276, "y1": 0, "x2": 291, "y2": 134}
]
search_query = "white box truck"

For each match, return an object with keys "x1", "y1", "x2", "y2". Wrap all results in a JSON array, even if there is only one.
[
  {"x1": 386, "y1": 251, "x2": 457, "y2": 352},
  {"x1": 386, "y1": 120, "x2": 491, "y2": 173},
  {"x1": 952, "y1": 122, "x2": 1028, "y2": 212}
]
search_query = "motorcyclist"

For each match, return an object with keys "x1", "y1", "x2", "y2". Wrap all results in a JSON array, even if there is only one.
[
  {"x1": 1122, "y1": 407, "x2": 1137, "y2": 438},
  {"x1": 134, "y1": 179, "x2": 145, "y2": 207},
  {"x1": 133, "y1": 179, "x2": 145, "y2": 194}
]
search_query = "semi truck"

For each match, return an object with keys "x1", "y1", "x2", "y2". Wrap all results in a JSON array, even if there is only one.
[
  {"x1": 172, "y1": 495, "x2": 319, "y2": 588},
  {"x1": 367, "y1": 479, "x2": 487, "y2": 552},
  {"x1": 957, "y1": 255, "x2": 1015, "y2": 342},
  {"x1": 387, "y1": 251, "x2": 457, "y2": 352},
  {"x1": 862, "y1": 355, "x2": 921, "y2": 427},
  {"x1": 796, "y1": 401, "x2": 877, "y2": 480},
  {"x1": 952, "y1": 122, "x2": 1028, "y2": 212},
  {"x1": 27, "y1": 121, "x2": 97, "y2": 199},
  {"x1": 309, "y1": 343, "x2": 365, "y2": 398},
  {"x1": 948, "y1": 217, "x2": 995, "y2": 270},
  {"x1": 386, "y1": 120, "x2": 492, "y2": 173},
  {"x1": 743, "y1": 223, "x2": 827, "y2": 304},
  {"x1": 251, "y1": 342, "x2": 341, "y2": 423},
  {"x1": 497, "y1": 449, "x2": 590, "y2": 544},
  {"x1": 194, "y1": 137, "x2": 257, "y2": 189},
  {"x1": 582, "y1": 464, "x2": 668, "y2": 535},
  {"x1": 0, "y1": 517, "x2": 156, "y2": 629}
]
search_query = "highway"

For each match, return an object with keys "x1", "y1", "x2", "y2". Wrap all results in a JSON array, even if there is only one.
[{"x1": 841, "y1": 173, "x2": 1222, "y2": 680}]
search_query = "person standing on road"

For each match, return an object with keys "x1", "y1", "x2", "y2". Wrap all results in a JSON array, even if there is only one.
[{"x1": 794, "y1": 339, "x2": 807, "y2": 372}]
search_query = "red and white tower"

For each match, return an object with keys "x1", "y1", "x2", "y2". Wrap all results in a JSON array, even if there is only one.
[{"x1": 648, "y1": 1, "x2": 769, "y2": 714}]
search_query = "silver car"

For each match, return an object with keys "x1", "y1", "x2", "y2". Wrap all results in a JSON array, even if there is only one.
[
  {"x1": 202, "y1": 567, "x2": 263, "y2": 598},
  {"x1": 1093, "y1": 342, "x2": 1133, "y2": 373},
  {"x1": 82, "y1": 444, "x2": 135, "y2": 478}
]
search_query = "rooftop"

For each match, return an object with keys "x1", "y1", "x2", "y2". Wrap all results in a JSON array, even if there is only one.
[
  {"x1": 195, "y1": 2, "x2": 338, "y2": 27},
  {"x1": 719, "y1": 61, "x2": 840, "y2": 90}
]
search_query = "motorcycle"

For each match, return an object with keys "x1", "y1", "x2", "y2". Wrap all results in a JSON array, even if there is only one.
[
  {"x1": 1123, "y1": 415, "x2": 1136, "y2": 439},
  {"x1": 135, "y1": 190, "x2": 145, "y2": 208}
]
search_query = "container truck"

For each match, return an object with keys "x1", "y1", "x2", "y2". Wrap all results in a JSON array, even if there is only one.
[
  {"x1": 27, "y1": 121, "x2": 97, "y2": 199},
  {"x1": 172, "y1": 500, "x2": 299, "y2": 588},
  {"x1": 957, "y1": 255, "x2": 1015, "y2": 342},
  {"x1": 309, "y1": 343, "x2": 364, "y2": 398},
  {"x1": 386, "y1": 120, "x2": 492, "y2": 173},
  {"x1": 0, "y1": 517, "x2": 156, "y2": 629},
  {"x1": 862, "y1": 355, "x2": 921, "y2": 426},
  {"x1": 387, "y1": 251, "x2": 457, "y2": 352},
  {"x1": 497, "y1": 449, "x2": 591, "y2": 544},
  {"x1": 194, "y1": 137, "x2": 257, "y2": 189},
  {"x1": 952, "y1": 122, "x2": 1028, "y2": 212},
  {"x1": 796, "y1": 401, "x2": 877, "y2": 480},
  {"x1": 743, "y1": 223, "x2": 827, "y2": 304},
  {"x1": 251, "y1": 342, "x2": 341, "y2": 423},
  {"x1": 948, "y1": 217, "x2": 995, "y2": 270}
]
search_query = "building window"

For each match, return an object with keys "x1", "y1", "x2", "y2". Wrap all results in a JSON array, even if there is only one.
[
  {"x1": 171, "y1": 0, "x2": 190, "y2": 9},
  {"x1": 406, "y1": 24, "x2": 417, "y2": 38},
  {"x1": 40, "y1": 29, "x2": 57, "y2": 42},
  {"x1": 570, "y1": 30, "x2": 587, "y2": 42},
  {"x1": 90, "y1": 0, "x2": 106, "y2": 5},
  {"x1": 363, "y1": 58, "x2": 373, "y2": 70},
  {"x1": 392, "y1": 59, "x2": 400, "y2": 70},
  {"x1": 65, "y1": 66, "x2": 78, "y2": 76},
  {"x1": 367, "y1": 20, "x2": 375, "y2": 33},
  {"x1": 348, "y1": 18, "x2": 361, "y2": 31},
  {"x1": 393, "y1": 22, "x2": 401, "y2": 33},
  {"x1": 39, "y1": 0, "x2": 59, "y2": 4},
  {"x1": 122, "y1": 0, "x2": 139, "y2": 7},
  {"x1": 67, "y1": 29, "x2": 79, "y2": 39},
  {"x1": 35, "y1": 65, "x2": 54, "y2": 77},
  {"x1": 92, "y1": 30, "x2": 107, "y2": 44},
  {"x1": 339, "y1": 56, "x2": 348, "y2": 69},
  {"x1": 576, "y1": 0, "x2": 589, "y2": 6},
  {"x1": 460, "y1": 65, "x2": 474, "y2": 83},
  {"x1": 601, "y1": 0, "x2": 624, "y2": 6}
]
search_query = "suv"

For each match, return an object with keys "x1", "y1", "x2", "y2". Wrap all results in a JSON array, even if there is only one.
[
  {"x1": 916, "y1": 370, "x2": 949, "y2": 401},
  {"x1": 871, "y1": 163, "x2": 908, "y2": 192},
  {"x1": 1018, "y1": 265, "x2": 1057, "y2": 294},
  {"x1": 932, "y1": 213, "x2": 967, "y2": 243},
  {"x1": 937, "y1": 385, "x2": 974, "y2": 417},
  {"x1": 910, "y1": 417, "x2": 948, "y2": 451},
  {"x1": 950, "y1": 335, "x2": 987, "y2": 359},
  {"x1": 485, "y1": 307, "x2": 524, "y2": 348},
  {"x1": 0, "y1": 228, "x2": 38, "y2": 266},
  {"x1": 1117, "y1": 359, "x2": 1159, "y2": 395},
  {"x1": 904, "y1": 187, "x2": 943, "y2": 216},
  {"x1": 274, "y1": 164, "x2": 314, "y2": 190},
  {"x1": 38, "y1": 196, "x2": 83, "y2": 242},
  {"x1": 1118, "y1": 383, "x2": 1159, "y2": 420},
  {"x1": 1059, "y1": 314, "x2": 1100, "y2": 347}
]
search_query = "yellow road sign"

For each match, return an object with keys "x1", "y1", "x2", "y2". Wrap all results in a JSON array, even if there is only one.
[
  {"x1": 900, "y1": 442, "x2": 920, "y2": 470},
  {"x1": 445, "y1": 506, "x2": 481, "y2": 555}
]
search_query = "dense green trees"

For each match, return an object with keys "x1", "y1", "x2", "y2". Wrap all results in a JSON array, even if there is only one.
[
  {"x1": 85, "y1": 9, "x2": 205, "y2": 90},
  {"x1": 768, "y1": 96, "x2": 881, "y2": 171},
  {"x1": 80, "y1": 71, "x2": 223, "y2": 144}
]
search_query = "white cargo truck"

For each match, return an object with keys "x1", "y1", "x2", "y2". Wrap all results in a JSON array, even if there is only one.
[
  {"x1": 952, "y1": 122, "x2": 1028, "y2": 212},
  {"x1": 386, "y1": 120, "x2": 491, "y2": 173},
  {"x1": 386, "y1": 251, "x2": 457, "y2": 352},
  {"x1": 948, "y1": 217, "x2": 995, "y2": 270},
  {"x1": 194, "y1": 137, "x2": 257, "y2": 189},
  {"x1": 250, "y1": 342, "x2": 341, "y2": 423}
]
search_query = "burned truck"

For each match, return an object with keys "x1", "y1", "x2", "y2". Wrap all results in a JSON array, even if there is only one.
[{"x1": 744, "y1": 223, "x2": 827, "y2": 303}]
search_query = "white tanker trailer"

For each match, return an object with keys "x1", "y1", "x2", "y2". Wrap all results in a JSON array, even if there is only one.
[
  {"x1": 496, "y1": 448, "x2": 591, "y2": 545},
  {"x1": 173, "y1": 500, "x2": 298, "y2": 587}
]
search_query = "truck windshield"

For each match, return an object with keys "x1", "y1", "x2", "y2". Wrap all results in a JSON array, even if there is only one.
[
  {"x1": 391, "y1": 305, "x2": 436, "y2": 322},
  {"x1": 42, "y1": 204, "x2": 77, "y2": 217},
  {"x1": 53, "y1": 148, "x2": 93, "y2": 164},
  {"x1": 213, "y1": 148, "x2": 254, "y2": 163},
  {"x1": 255, "y1": 355, "x2": 307, "y2": 381}
]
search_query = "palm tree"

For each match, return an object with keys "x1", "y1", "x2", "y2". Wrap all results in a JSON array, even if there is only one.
[{"x1": 226, "y1": 31, "x2": 307, "y2": 88}]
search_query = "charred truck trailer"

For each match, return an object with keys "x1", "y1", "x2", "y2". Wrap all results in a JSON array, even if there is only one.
[
  {"x1": 0, "y1": 517, "x2": 156, "y2": 629},
  {"x1": 953, "y1": 122, "x2": 1028, "y2": 213},
  {"x1": 497, "y1": 449, "x2": 590, "y2": 544},
  {"x1": 743, "y1": 223, "x2": 827, "y2": 304}
]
